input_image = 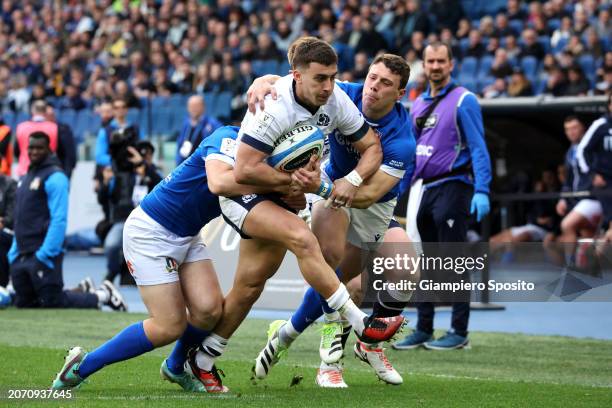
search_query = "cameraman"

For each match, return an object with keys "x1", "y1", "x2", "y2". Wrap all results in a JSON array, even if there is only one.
[
  {"x1": 95, "y1": 98, "x2": 142, "y2": 170},
  {"x1": 98, "y1": 138, "x2": 162, "y2": 284}
]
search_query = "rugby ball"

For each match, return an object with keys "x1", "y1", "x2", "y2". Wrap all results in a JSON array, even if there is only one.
[
  {"x1": 267, "y1": 124, "x2": 325, "y2": 172},
  {"x1": 0, "y1": 286, "x2": 11, "y2": 309}
]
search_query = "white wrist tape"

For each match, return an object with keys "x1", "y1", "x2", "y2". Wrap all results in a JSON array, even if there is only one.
[{"x1": 344, "y1": 170, "x2": 363, "y2": 187}]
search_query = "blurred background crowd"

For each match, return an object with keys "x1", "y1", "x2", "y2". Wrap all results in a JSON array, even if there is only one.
[{"x1": 0, "y1": 0, "x2": 609, "y2": 135}]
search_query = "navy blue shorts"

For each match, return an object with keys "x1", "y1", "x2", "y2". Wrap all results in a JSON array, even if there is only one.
[{"x1": 221, "y1": 193, "x2": 297, "y2": 239}]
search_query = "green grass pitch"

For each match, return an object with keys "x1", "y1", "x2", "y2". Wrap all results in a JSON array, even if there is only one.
[{"x1": 1, "y1": 309, "x2": 611, "y2": 407}]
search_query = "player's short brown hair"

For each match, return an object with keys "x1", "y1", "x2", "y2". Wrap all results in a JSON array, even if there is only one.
[
  {"x1": 288, "y1": 36, "x2": 337, "y2": 70},
  {"x1": 371, "y1": 54, "x2": 411, "y2": 90}
]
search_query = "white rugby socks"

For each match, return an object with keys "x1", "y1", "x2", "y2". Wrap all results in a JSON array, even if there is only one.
[
  {"x1": 325, "y1": 284, "x2": 366, "y2": 334},
  {"x1": 278, "y1": 320, "x2": 300, "y2": 347},
  {"x1": 196, "y1": 333, "x2": 228, "y2": 371}
]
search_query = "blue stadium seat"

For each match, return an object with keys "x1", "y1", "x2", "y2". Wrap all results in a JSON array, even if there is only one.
[
  {"x1": 252, "y1": 59, "x2": 279, "y2": 77},
  {"x1": 151, "y1": 97, "x2": 172, "y2": 136},
  {"x1": 138, "y1": 109, "x2": 152, "y2": 138},
  {"x1": 547, "y1": 19, "x2": 561, "y2": 32},
  {"x1": 3, "y1": 111, "x2": 16, "y2": 129},
  {"x1": 126, "y1": 108, "x2": 141, "y2": 126},
  {"x1": 459, "y1": 38, "x2": 470, "y2": 56},
  {"x1": 481, "y1": 0, "x2": 506, "y2": 16},
  {"x1": 58, "y1": 109, "x2": 77, "y2": 129},
  {"x1": 601, "y1": 37, "x2": 611, "y2": 52},
  {"x1": 460, "y1": 1, "x2": 480, "y2": 20},
  {"x1": 213, "y1": 91, "x2": 232, "y2": 123},
  {"x1": 169, "y1": 103, "x2": 188, "y2": 137},
  {"x1": 477, "y1": 76, "x2": 495, "y2": 94},
  {"x1": 508, "y1": 20, "x2": 524, "y2": 35},
  {"x1": 73, "y1": 110, "x2": 89, "y2": 143},
  {"x1": 552, "y1": 37, "x2": 568, "y2": 54},
  {"x1": 203, "y1": 92, "x2": 216, "y2": 111},
  {"x1": 535, "y1": 77, "x2": 548, "y2": 94},
  {"x1": 452, "y1": 63, "x2": 460, "y2": 78},
  {"x1": 46, "y1": 96, "x2": 59, "y2": 109},
  {"x1": 478, "y1": 55, "x2": 494, "y2": 77},
  {"x1": 16, "y1": 111, "x2": 29, "y2": 125},
  {"x1": 81, "y1": 110, "x2": 101, "y2": 137},
  {"x1": 520, "y1": 56, "x2": 539, "y2": 78},
  {"x1": 537, "y1": 36, "x2": 551, "y2": 54},
  {"x1": 278, "y1": 59, "x2": 291, "y2": 75},
  {"x1": 458, "y1": 76, "x2": 477, "y2": 93},
  {"x1": 578, "y1": 54, "x2": 596, "y2": 78},
  {"x1": 334, "y1": 43, "x2": 354, "y2": 73},
  {"x1": 379, "y1": 29, "x2": 395, "y2": 49},
  {"x1": 460, "y1": 57, "x2": 479, "y2": 77}
]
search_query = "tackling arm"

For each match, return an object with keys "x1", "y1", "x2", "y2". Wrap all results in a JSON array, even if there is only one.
[
  {"x1": 206, "y1": 159, "x2": 290, "y2": 196},
  {"x1": 233, "y1": 142, "x2": 293, "y2": 187},
  {"x1": 350, "y1": 170, "x2": 401, "y2": 209}
]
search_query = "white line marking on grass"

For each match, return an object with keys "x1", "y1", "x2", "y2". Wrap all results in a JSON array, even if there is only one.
[{"x1": 271, "y1": 361, "x2": 612, "y2": 389}]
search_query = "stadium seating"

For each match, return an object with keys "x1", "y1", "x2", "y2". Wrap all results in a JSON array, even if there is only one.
[
  {"x1": 520, "y1": 56, "x2": 539, "y2": 79},
  {"x1": 478, "y1": 55, "x2": 495, "y2": 78},
  {"x1": 252, "y1": 60, "x2": 279, "y2": 77},
  {"x1": 461, "y1": 57, "x2": 479, "y2": 77},
  {"x1": 150, "y1": 97, "x2": 173, "y2": 137}
]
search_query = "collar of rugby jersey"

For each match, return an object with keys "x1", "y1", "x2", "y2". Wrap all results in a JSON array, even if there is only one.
[
  {"x1": 363, "y1": 100, "x2": 402, "y2": 130},
  {"x1": 422, "y1": 80, "x2": 457, "y2": 101}
]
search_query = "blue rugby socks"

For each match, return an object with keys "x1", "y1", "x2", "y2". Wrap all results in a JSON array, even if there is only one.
[
  {"x1": 78, "y1": 321, "x2": 154, "y2": 379},
  {"x1": 166, "y1": 324, "x2": 210, "y2": 375}
]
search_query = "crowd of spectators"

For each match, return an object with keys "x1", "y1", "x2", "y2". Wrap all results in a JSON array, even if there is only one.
[{"x1": 0, "y1": 0, "x2": 608, "y2": 126}]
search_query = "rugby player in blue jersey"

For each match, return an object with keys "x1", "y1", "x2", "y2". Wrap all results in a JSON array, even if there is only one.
[
  {"x1": 51, "y1": 126, "x2": 300, "y2": 393},
  {"x1": 243, "y1": 51, "x2": 418, "y2": 387}
]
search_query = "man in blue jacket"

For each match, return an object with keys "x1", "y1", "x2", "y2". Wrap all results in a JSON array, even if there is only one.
[
  {"x1": 175, "y1": 95, "x2": 221, "y2": 166},
  {"x1": 394, "y1": 42, "x2": 492, "y2": 350},
  {"x1": 9, "y1": 131, "x2": 125, "y2": 310}
]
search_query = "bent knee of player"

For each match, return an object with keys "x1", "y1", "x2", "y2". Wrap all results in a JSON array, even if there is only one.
[
  {"x1": 560, "y1": 218, "x2": 576, "y2": 233},
  {"x1": 286, "y1": 227, "x2": 319, "y2": 258},
  {"x1": 190, "y1": 298, "x2": 223, "y2": 328}
]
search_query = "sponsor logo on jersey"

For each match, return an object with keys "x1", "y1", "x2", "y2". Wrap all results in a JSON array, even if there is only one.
[
  {"x1": 165, "y1": 257, "x2": 179, "y2": 273},
  {"x1": 388, "y1": 159, "x2": 405, "y2": 168},
  {"x1": 423, "y1": 113, "x2": 438, "y2": 129},
  {"x1": 317, "y1": 113, "x2": 331, "y2": 126},
  {"x1": 416, "y1": 144, "x2": 434, "y2": 156},
  {"x1": 242, "y1": 194, "x2": 257, "y2": 204},
  {"x1": 220, "y1": 138, "x2": 237, "y2": 156},
  {"x1": 252, "y1": 111, "x2": 276, "y2": 138},
  {"x1": 274, "y1": 125, "x2": 316, "y2": 147}
]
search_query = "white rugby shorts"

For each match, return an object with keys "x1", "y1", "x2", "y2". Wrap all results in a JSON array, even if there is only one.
[
  {"x1": 571, "y1": 199, "x2": 603, "y2": 227},
  {"x1": 510, "y1": 223, "x2": 549, "y2": 241},
  {"x1": 311, "y1": 168, "x2": 396, "y2": 250},
  {"x1": 123, "y1": 206, "x2": 210, "y2": 286}
]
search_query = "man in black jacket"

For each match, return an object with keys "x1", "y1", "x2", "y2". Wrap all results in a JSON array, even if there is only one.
[
  {"x1": 0, "y1": 173, "x2": 16, "y2": 287},
  {"x1": 9, "y1": 131, "x2": 125, "y2": 310},
  {"x1": 98, "y1": 140, "x2": 162, "y2": 284}
]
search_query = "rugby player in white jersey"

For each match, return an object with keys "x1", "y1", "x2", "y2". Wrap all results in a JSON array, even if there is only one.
[
  {"x1": 186, "y1": 38, "x2": 405, "y2": 387},
  {"x1": 247, "y1": 49, "x2": 418, "y2": 387}
]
